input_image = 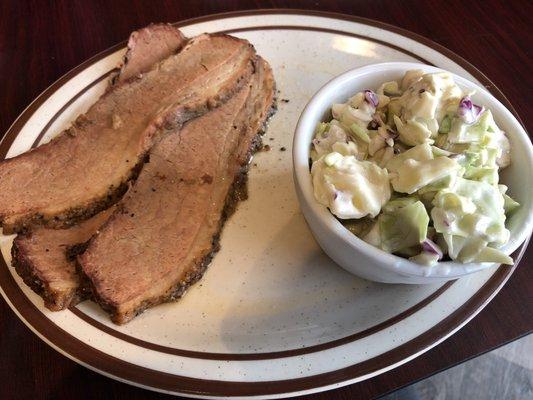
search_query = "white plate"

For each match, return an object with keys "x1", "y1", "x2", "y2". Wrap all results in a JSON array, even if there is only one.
[{"x1": 0, "y1": 10, "x2": 529, "y2": 399}]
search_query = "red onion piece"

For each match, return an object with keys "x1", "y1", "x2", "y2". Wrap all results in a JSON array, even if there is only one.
[
  {"x1": 457, "y1": 96, "x2": 484, "y2": 124},
  {"x1": 364, "y1": 90, "x2": 379, "y2": 107},
  {"x1": 421, "y1": 238, "x2": 443, "y2": 259}
]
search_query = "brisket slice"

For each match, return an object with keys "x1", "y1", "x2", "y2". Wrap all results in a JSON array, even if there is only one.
[
  {"x1": 79, "y1": 58, "x2": 275, "y2": 324},
  {"x1": 111, "y1": 23, "x2": 187, "y2": 85},
  {"x1": 11, "y1": 209, "x2": 113, "y2": 310},
  {"x1": 0, "y1": 33, "x2": 255, "y2": 234},
  {"x1": 8, "y1": 24, "x2": 187, "y2": 311}
]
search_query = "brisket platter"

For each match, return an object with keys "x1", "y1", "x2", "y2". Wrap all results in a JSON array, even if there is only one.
[{"x1": 5, "y1": 24, "x2": 276, "y2": 324}]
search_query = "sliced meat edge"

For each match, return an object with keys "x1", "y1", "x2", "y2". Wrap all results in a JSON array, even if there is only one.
[{"x1": 11, "y1": 209, "x2": 113, "y2": 310}]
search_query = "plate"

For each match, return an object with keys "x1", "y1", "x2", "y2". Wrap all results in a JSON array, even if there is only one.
[{"x1": 0, "y1": 10, "x2": 528, "y2": 399}]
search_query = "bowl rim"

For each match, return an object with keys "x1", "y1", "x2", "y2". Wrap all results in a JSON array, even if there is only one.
[{"x1": 293, "y1": 61, "x2": 533, "y2": 279}]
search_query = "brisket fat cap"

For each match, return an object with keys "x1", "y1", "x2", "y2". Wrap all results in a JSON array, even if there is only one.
[{"x1": 0, "y1": 33, "x2": 256, "y2": 234}]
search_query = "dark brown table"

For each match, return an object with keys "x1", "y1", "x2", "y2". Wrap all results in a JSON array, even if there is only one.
[{"x1": 1, "y1": 1, "x2": 531, "y2": 399}]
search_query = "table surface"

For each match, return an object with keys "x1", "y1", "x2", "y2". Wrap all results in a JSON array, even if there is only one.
[{"x1": 0, "y1": 1, "x2": 531, "y2": 399}]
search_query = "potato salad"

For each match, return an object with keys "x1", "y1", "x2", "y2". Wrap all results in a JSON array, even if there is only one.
[{"x1": 311, "y1": 70, "x2": 518, "y2": 266}]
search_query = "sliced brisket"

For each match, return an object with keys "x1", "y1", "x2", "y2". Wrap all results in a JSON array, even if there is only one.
[
  {"x1": 79, "y1": 58, "x2": 275, "y2": 324},
  {"x1": 0, "y1": 33, "x2": 255, "y2": 234},
  {"x1": 11, "y1": 209, "x2": 113, "y2": 310},
  {"x1": 8, "y1": 24, "x2": 185, "y2": 311}
]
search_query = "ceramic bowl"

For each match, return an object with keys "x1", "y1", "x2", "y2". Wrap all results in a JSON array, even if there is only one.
[{"x1": 293, "y1": 62, "x2": 533, "y2": 284}]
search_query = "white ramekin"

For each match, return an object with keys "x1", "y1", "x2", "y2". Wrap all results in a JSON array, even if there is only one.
[{"x1": 293, "y1": 62, "x2": 533, "y2": 284}]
